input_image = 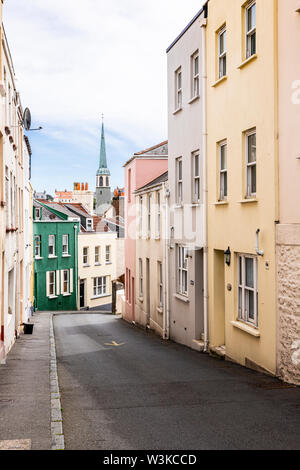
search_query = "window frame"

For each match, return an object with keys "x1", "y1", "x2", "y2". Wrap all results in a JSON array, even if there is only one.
[
  {"x1": 191, "y1": 51, "x2": 199, "y2": 98},
  {"x1": 158, "y1": 261, "x2": 163, "y2": 308},
  {"x1": 147, "y1": 194, "x2": 151, "y2": 237},
  {"x1": 63, "y1": 270, "x2": 70, "y2": 294},
  {"x1": 35, "y1": 207, "x2": 41, "y2": 220},
  {"x1": 245, "y1": 1, "x2": 256, "y2": 59},
  {"x1": 139, "y1": 258, "x2": 143, "y2": 298},
  {"x1": 49, "y1": 271, "x2": 56, "y2": 297},
  {"x1": 177, "y1": 245, "x2": 188, "y2": 296},
  {"x1": 105, "y1": 245, "x2": 111, "y2": 263},
  {"x1": 246, "y1": 129, "x2": 257, "y2": 198},
  {"x1": 48, "y1": 234, "x2": 55, "y2": 257},
  {"x1": 176, "y1": 157, "x2": 183, "y2": 204},
  {"x1": 238, "y1": 254, "x2": 258, "y2": 327},
  {"x1": 175, "y1": 67, "x2": 182, "y2": 110},
  {"x1": 219, "y1": 141, "x2": 228, "y2": 201},
  {"x1": 139, "y1": 195, "x2": 143, "y2": 238},
  {"x1": 62, "y1": 234, "x2": 69, "y2": 255},
  {"x1": 83, "y1": 247, "x2": 89, "y2": 266},
  {"x1": 218, "y1": 26, "x2": 227, "y2": 79},
  {"x1": 157, "y1": 191, "x2": 161, "y2": 238},
  {"x1": 95, "y1": 246, "x2": 100, "y2": 264},
  {"x1": 192, "y1": 152, "x2": 201, "y2": 203},
  {"x1": 86, "y1": 218, "x2": 93, "y2": 231},
  {"x1": 93, "y1": 276, "x2": 107, "y2": 297},
  {"x1": 35, "y1": 235, "x2": 41, "y2": 258}
]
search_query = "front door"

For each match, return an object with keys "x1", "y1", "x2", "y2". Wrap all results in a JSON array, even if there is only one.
[{"x1": 80, "y1": 280, "x2": 85, "y2": 309}]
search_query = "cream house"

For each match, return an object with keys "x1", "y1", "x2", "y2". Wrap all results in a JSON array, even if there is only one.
[{"x1": 134, "y1": 172, "x2": 168, "y2": 337}]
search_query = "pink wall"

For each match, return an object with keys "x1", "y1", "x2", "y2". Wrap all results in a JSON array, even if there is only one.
[
  {"x1": 124, "y1": 157, "x2": 168, "y2": 323},
  {"x1": 278, "y1": 1, "x2": 300, "y2": 223}
]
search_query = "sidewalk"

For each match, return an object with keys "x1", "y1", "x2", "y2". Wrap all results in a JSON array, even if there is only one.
[{"x1": 0, "y1": 312, "x2": 51, "y2": 450}]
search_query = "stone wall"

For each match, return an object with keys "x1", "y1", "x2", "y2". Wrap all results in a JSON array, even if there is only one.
[{"x1": 276, "y1": 225, "x2": 300, "y2": 385}]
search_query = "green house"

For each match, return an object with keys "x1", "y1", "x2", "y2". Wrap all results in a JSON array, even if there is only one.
[{"x1": 33, "y1": 200, "x2": 80, "y2": 311}]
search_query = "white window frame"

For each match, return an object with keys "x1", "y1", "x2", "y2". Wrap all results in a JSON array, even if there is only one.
[
  {"x1": 192, "y1": 152, "x2": 201, "y2": 203},
  {"x1": 139, "y1": 196, "x2": 143, "y2": 237},
  {"x1": 93, "y1": 276, "x2": 107, "y2": 297},
  {"x1": 218, "y1": 26, "x2": 227, "y2": 79},
  {"x1": 48, "y1": 235, "x2": 55, "y2": 257},
  {"x1": 219, "y1": 142, "x2": 227, "y2": 201},
  {"x1": 176, "y1": 158, "x2": 183, "y2": 204},
  {"x1": 156, "y1": 191, "x2": 161, "y2": 238},
  {"x1": 139, "y1": 258, "x2": 143, "y2": 298},
  {"x1": 63, "y1": 270, "x2": 70, "y2": 294},
  {"x1": 238, "y1": 254, "x2": 258, "y2": 327},
  {"x1": 35, "y1": 207, "x2": 41, "y2": 219},
  {"x1": 175, "y1": 67, "x2": 182, "y2": 110},
  {"x1": 49, "y1": 271, "x2": 56, "y2": 297},
  {"x1": 35, "y1": 235, "x2": 41, "y2": 258},
  {"x1": 83, "y1": 247, "x2": 89, "y2": 266},
  {"x1": 246, "y1": 129, "x2": 256, "y2": 198},
  {"x1": 62, "y1": 234, "x2": 69, "y2": 255},
  {"x1": 95, "y1": 246, "x2": 100, "y2": 264},
  {"x1": 191, "y1": 51, "x2": 199, "y2": 98},
  {"x1": 105, "y1": 245, "x2": 111, "y2": 263},
  {"x1": 147, "y1": 194, "x2": 151, "y2": 237},
  {"x1": 177, "y1": 245, "x2": 188, "y2": 296},
  {"x1": 86, "y1": 218, "x2": 93, "y2": 231},
  {"x1": 158, "y1": 261, "x2": 163, "y2": 308},
  {"x1": 246, "y1": 1, "x2": 256, "y2": 59}
]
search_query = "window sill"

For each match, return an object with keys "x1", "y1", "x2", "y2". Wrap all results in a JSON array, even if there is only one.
[
  {"x1": 238, "y1": 198, "x2": 258, "y2": 204},
  {"x1": 212, "y1": 75, "x2": 227, "y2": 88},
  {"x1": 95, "y1": 263, "x2": 101, "y2": 266},
  {"x1": 174, "y1": 293, "x2": 189, "y2": 303},
  {"x1": 48, "y1": 295, "x2": 58, "y2": 300},
  {"x1": 91, "y1": 293, "x2": 110, "y2": 300},
  {"x1": 105, "y1": 262, "x2": 112, "y2": 265},
  {"x1": 62, "y1": 254, "x2": 71, "y2": 258},
  {"x1": 35, "y1": 256, "x2": 43, "y2": 260},
  {"x1": 175, "y1": 204, "x2": 183, "y2": 210},
  {"x1": 190, "y1": 202, "x2": 201, "y2": 207},
  {"x1": 83, "y1": 264, "x2": 90, "y2": 268},
  {"x1": 62, "y1": 293, "x2": 71, "y2": 297},
  {"x1": 139, "y1": 296, "x2": 144, "y2": 303},
  {"x1": 155, "y1": 235, "x2": 161, "y2": 240},
  {"x1": 214, "y1": 201, "x2": 228, "y2": 206},
  {"x1": 231, "y1": 320, "x2": 260, "y2": 337},
  {"x1": 238, "y1": 54, "x2": 257, "y2": 70},
  {"x1": 157, "y1": 307, "x2": 163, "y2": 314},
  {"x1": 173, "y1": 107, "x2": 183, "y2": 115},
  {"x1": 188, "y1": 95, "x2": 200, "y2": 105},
  {"x1": 48, "y1": 256, "x2": 58, "y2": 259}
]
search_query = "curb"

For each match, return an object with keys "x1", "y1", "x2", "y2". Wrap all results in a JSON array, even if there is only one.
[{"x1": 49, "y1": 314, "x2": 65, "y2": 450}]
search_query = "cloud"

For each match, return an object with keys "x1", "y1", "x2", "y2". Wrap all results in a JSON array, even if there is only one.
[{"x1": 3, "y1": 0, "x2": 204, "y2": 192}]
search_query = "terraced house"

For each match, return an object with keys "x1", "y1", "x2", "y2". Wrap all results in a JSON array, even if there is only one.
[{"x1": 33, "y1": 201, "x2": 80, "y2": 311}]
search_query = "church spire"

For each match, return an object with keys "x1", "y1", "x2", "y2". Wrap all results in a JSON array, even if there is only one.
[{"x1": 97, "y1": 115, "x2": 110, "y2": 175}]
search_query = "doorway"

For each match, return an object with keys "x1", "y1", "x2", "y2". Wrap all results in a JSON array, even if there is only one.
[
  {"x1": 80, "y1": 280, "x2": 85, "y2": 309},
  {"x1": 146, "y1": 258, "x2": 150, "y2": 326}
]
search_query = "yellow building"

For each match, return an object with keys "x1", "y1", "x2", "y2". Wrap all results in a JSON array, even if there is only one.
[{"x1": 206, "y1": 0, "x2": 278, "y2": 375}]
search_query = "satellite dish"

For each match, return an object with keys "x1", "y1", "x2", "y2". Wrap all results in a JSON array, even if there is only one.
[{"x1": 23, "y1": 108, "x2": 31, "y2": 131}]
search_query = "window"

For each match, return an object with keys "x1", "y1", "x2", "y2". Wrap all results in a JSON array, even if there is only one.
[
  {"x1": 157, "y1": 191, "x2": 161, "y2": 237},
  {"x1": 83, "y1": 247, "x2": 89, "y2": 265},
  {"x1": 48, "y1": 271, "x2": 56, "y2": 297},
  {"x1": 35, "y1": 207, "x2": 41, "y2": 219},
  {"x1": 105, "y1": 245, "x2": 111, "y2": 263},
  {"x1": 175, "y1": 67, "x2": 182, "y2": 109},
  {"x1": 106, "y1": 177, "x2": 109, "y2": 187},
  {"x1": 63, "y1": 270, "x2": 69, "y2": 294},
  {"x1": 139, "y1": 259, "x2": 143, "y2": 297},
  {"x1": 177, "y1": 245, "x2": 188, "y2": 296},
  {"x1": 35, "y1": 235, "x2": 41, "y2": 258},
  {"x1": 176, "y1": 158, "x2": 183, "y2": 204},
  {"x1": 192, "y1": 152, "x2": 200, "y2": 203},
  {"x1": 95, "y1": 246, "x2": 100, "y2": 264},
  {"x1": 93, "y1": 276, "x2": 107, "y2": 297},
  {"x1": 128, "y1": 169, "x2": 131, "y2": 203},
  {"x1": 158, "y1": 262, "x2": 163, "y2": 308},
  {"x1": 49, "y1": 235, "x2": 55, "y2": 257},
  {"x1": 219, "y1": 142, "x2": 227, "y2": 200},
  {"x1": 191, "y1": 52, "x2": 199, "y2": 98},
  {"x1": 246, "y1": 130, "x2": 256, "y2": 197},
  {"x1": 238, "y1": 255, "x2": 258, "y2": 326},
  {"x1": 218, "y1": 27, "x2": 226, "y2": 78},
  {"x1": 86, "y1": 219, "x2": 93, "y2": 231},
  {"x1": 147, "y1": 195, "x2": 151, "y2": 236},
  {"x1": 246, "y1": 1, "x2": 256, "y2": 58},
  {"x1": 139, "y1": 196, "x2": 143, "y2": 237},
  {"x1": 62, "y1": 234, "x2": 69, "y2": 255},
  {"x1": 99, "y1": 176, "x2": 103, "y2": 187}
]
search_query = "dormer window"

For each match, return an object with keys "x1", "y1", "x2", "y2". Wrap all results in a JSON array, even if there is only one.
[
  {"x1": 86, "y1": 218, "x2": 93, "y2": 231},
  {"x1": 35, "y1": 207, "x2": 41, "y2": 220}
]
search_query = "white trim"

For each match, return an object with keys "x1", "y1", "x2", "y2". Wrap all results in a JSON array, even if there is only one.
[
  {"x1": 56, "y1": 270, "x2": 60, "y2": 296},
  {"x1": 46, "y1": 271, "x2": 50, "y2": 297},
  {"x1": 70, "y1": 268, "x2": 73, "y2": 293}
]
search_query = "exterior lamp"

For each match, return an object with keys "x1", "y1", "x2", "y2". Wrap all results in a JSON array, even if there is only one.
[{"x1": 224, "y1": 247, "x2": 231, "y2": 266}]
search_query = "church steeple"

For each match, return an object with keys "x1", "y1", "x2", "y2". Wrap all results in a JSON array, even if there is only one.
[{"x1": 97, "y1": 115, "x2": 110, "y2": 176}]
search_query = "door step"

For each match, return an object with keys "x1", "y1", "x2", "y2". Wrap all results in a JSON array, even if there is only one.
[
  {"x1": 192, "y1": 339, "x2": 205, "y2": 352},
  {"x1": 210, "y1": 345, "x2": 226, "y2": 358}
]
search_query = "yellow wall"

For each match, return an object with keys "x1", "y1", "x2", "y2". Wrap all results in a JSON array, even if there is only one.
[{"x1": 207, "y1": 0, "x2": 278, "y2": 374}]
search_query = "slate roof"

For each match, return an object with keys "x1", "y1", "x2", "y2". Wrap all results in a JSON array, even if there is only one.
[{"x1": 135, "y1": 171, "x2": 168, "y2": 193}]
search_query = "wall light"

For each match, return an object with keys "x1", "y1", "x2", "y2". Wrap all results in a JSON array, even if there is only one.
[{"x1": 224, "y1": 247, "x2": 231, "y2": 266}]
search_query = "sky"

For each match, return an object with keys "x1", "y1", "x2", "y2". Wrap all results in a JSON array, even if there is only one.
[{"x1": 4, "y1": 0, "x2": 204, "y2": 195}]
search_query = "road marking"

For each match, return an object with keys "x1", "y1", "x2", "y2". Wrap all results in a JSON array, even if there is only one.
[{"x1": 104, "y1": 341, "x2": 125, "y2": 347}]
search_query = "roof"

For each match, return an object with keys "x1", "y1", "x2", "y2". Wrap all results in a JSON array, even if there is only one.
[
  {"x1": 64, "y1": 203, "x2": 92, "y2": 218},
  {"x1": 166, "y1": 4, "x2": 207, "y2": 53},
  {"x1": 55, "y1": 191, "x2": 73, "y2": 199},
  {"x1": 135, "y1": 171, "x2": 168, "y2": 193},
  {"x1": 44, "y1": 201, "x2": 80, "y2": 219},
  {"x1": 97, "y1": 120, "x2": 110, "y2": 176},
  {"x1": 123, "y1": 141, "x2": 168, "y2": 167}
]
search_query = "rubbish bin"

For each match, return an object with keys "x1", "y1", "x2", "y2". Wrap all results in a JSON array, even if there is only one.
[{"x1": 23, "y1": 323, "x2": 34, "y2": 335}]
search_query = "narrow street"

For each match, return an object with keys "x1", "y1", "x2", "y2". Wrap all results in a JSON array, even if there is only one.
[{"x1": 54, "y1": 313, "x2": 300, "y2": 450}]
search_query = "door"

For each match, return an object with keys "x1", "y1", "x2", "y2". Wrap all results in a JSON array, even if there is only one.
[
  {"x1": 146, "y1": 258, "x2": 150, "y2": 326},
  {"x1": 80, "y1": 280, "x2": 85, "y2": 308}
]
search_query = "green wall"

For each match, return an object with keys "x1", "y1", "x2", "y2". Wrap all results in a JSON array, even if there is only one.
[{"x1": 33, "y1": 221, "x2": 79, "y2": 311}]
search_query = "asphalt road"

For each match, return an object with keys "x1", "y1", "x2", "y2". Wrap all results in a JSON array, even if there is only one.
[{"x1": 53, "y1": 313, "x2": 300, "y2": 450}]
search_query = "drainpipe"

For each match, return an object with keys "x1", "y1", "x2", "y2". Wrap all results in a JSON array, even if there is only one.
[
  {"x1": 201, "y1": 16, "x2": 209, "y2": 352},
  {"x1": 255, "y1": 229, "x2": 264, "y2": 256},
  {"x1": 74, "y1": 224, "x2": 78, "y2": 309},
  {"x1": 163, "y1": 184, "x2": 170, "y2": 340}
]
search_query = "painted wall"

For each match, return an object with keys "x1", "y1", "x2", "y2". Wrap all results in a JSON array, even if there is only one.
[
  {"x1": 167, "y1": 11, "x2": 206, "y2": 350},
  {"x1": 207, "y1": 0, "x2": 278, "y2": 374},
  {"x1": 33, "y1": 221, "x2": 79, "y2": 311},
  {"x1": 78, "y1": 232, "x2": 117, "y2": 309},
  {"x1": 276, "y1": 1, "x2": 300, "y2": 385}
]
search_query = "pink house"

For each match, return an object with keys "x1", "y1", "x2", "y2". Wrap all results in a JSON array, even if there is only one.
[{"x1": 123, "y1": 141, "x2": 168, "y2": 323}]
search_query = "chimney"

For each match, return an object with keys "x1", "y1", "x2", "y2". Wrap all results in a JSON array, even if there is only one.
[
  {"x1": 81, "y1": 183, "x2": 84, "y2": 191},
  {"x1": 85, "y1": 182, "x2": 88, "y2": 191}
]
